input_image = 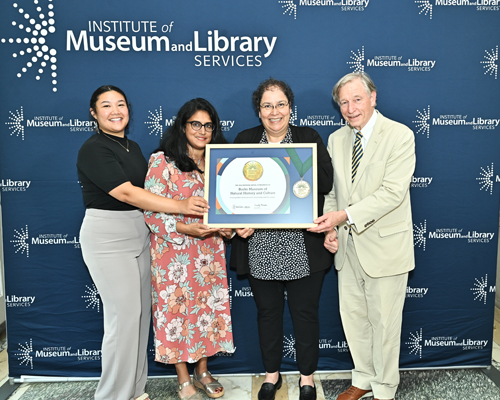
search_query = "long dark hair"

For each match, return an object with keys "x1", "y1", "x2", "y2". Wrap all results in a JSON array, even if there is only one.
[
  {"x1": 157, "y1": 98, "x2": 227, "y2": 173},
  {"x1": 89, "y1": 85, "x2": 132, "y2": 133}
]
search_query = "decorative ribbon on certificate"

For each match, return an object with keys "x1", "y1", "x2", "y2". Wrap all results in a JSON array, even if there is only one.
[{"x1": 286, "y1": 148, "x2": 312, "y2": 198}]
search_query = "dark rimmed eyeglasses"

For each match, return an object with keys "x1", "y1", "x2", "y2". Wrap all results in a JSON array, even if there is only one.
[{"x1": 186, "y1": 120, "x2": 215, "y2": 132}]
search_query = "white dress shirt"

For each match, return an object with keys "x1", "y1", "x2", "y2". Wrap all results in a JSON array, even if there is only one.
[{"x1": 345, "y1": 110, "x2": 379, "y2": 225}]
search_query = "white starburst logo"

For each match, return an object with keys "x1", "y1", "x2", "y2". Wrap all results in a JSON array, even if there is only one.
[
  {"x1": 481, "y1": 46, "x2": 498, "y2": 80},
  {"x1": 476, "y1": 163, "x2": 494, "y2": 195},
  {"x1": 279, "y1": 0, "x2": 297, "y2": 19},
  {"x1": 289, "y1": 105, "x2": 298, "y2": 126},
  {"x1": 6, "y1": 107, "x2": 25, "y2": 140},
  {"x1": 413, "y1": 106, "x2": 431, "y2": 138},
  {"x1": 406, "y1": 328, "x2": 423, "y2": 358},
  {"x1": 347, "y1": 47, "x2": 365, "y2": 72},
  {"x1": 471, "y1": 275, "x2": 488, "y2": 305},
  {"x1": 145, "y1": 106, "x2": 163, "y2": 136},
  {"x1": 16, "y1": 338, "x2": 34, "y2": 369},
  {"x1": 0, "y1": 0, "x2": 58, "y2": 92},
  {"x1": 11, "y1": 225, "x2": 30, "y2": 257},
  {"x1": 82, "y1": 284, "x2": 101, "y2": 312},
  {"x1": 413, "y1": 220, "x2": 427, "y2": 251},
  {"x1": 283, "y1": 334, "x2": 296, "y2": 360},
  {"x1": 415, "y1": 0, "x2": 433, "y2": 19}
]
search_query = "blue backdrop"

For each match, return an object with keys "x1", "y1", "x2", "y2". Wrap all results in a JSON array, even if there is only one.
[{"x1": 0, "y1": 0, "x2": 499, "y2": 378}]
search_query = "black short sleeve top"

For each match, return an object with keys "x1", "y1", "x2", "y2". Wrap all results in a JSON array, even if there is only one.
[{"x1": 76, "y1": 132, "x2": 148, "y2": 210}]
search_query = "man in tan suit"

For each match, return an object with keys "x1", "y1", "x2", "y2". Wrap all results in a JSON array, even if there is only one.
[{"x1": 309, "y1": 72, "x2": 415, "y2": 400}]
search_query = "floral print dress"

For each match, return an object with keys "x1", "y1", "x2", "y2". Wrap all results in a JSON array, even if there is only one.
[{"x1": 144, "y1": 151, "x2": 235, "y2": 364}]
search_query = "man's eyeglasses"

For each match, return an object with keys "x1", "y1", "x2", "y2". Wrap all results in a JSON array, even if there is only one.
[
  {"x1": 260, "y1": 102, "x2": 289, "y2": 112},
  {"x1": 186, "y1": 121, "x2": 215, "y2": 132}
]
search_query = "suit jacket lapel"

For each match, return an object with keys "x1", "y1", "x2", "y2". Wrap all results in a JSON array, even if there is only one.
[
  {"x1": 350, "y1": 112, "x2": 384, "y2": 193},
  {"x1": 342, "y1": 129, "x2": 353, "y2": 195}
]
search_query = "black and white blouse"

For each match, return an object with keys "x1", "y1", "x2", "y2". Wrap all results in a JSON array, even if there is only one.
[{"x1": 248, "y1": 128, "x2": 310, "y2": 281}]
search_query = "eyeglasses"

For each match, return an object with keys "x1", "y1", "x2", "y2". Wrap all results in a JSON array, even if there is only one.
[
  {"x1": 260, "y1": 102, "x2": 289, "y2": 112},
  {"x1": 186, "y1": 120, "x2": 215, "y2": 132}
]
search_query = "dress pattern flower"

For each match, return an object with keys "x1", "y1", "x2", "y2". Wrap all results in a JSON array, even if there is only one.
[{"x1": 144, "y1": 152, "x2": 235, "y2": 364}]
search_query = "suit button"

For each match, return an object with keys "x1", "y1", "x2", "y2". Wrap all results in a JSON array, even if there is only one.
[{"x1": 344, "y1": 226, "x2": 348, "y2": 230}]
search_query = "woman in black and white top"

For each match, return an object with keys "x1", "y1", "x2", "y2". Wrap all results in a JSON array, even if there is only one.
[
  {"x1": 231, "y1": 78, "x2": 335, "y2": 400},
  {"x1": 77, "y1": 85, "x2": 208, "y2": 400}
]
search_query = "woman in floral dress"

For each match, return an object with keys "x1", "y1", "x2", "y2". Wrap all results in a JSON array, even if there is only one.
[{"x1": 144, "y1": 98, "x2": 234, "y2": 400}]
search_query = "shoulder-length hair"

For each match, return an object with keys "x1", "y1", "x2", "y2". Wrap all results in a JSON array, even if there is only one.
[{"x1": 156, "y1": 98, "x2": 227, "y2": 173}]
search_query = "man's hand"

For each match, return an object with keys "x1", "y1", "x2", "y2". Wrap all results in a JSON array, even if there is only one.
[
  {"x1": 308, "y1": 210, "x2": 348, "y2": 233},
  {"x1": 324, "y1": 229, "x2": 339, "y2": 253}
]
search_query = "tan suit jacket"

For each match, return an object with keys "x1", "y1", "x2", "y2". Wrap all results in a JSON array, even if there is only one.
[{"x1": 324, "y1": 111, "x2": 416, "y2": 278}]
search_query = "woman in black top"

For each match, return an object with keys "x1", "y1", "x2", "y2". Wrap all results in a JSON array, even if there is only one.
[{"x1": 77, "y1": 85, "x2": 208, "y2": 400}]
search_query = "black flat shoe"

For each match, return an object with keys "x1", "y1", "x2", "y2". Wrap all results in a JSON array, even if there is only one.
[
  {"x1": 299, "y1": 378, "x2": 316, "y2": 400},
  {"x1": 258, "y1": 373, "x2": 283, "y2": 400}
]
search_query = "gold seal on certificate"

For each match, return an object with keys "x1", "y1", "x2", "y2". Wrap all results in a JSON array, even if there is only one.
[
  {"x1": 243, "y1": 161, "x2": 264, "y2": 181},
  {"x1": 293, "y1": 179, "x2": 311, "y2": 198}
]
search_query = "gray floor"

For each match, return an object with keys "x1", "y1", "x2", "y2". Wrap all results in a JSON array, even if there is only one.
[
  {"x1": 4, "y1": 369, "x2": 500, "y2": 400},
  {"x1": 3, "y1": 308, "x2": 500, "y2": 399},
  {"x1": 322, "y1": 370, "x2": 500, "y2": 400}
]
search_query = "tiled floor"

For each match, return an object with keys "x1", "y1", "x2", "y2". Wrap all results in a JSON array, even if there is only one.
[{"x1": 1, "y1": 308, "x2": 500, "y2": 399}]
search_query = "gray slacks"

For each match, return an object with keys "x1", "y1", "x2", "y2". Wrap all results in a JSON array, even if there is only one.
[{"x1": 80, "y1": 209, "x2": 151, "y2": 400}]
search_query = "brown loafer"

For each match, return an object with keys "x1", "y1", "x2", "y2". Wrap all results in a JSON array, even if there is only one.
[{"x1": 337, "y1": 385, "x2": 372, "y2": 400}]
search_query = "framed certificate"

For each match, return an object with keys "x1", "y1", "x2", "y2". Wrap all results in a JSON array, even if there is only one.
[{"x1": 203, "y1": 143, "x2": 317, "y2": 228}]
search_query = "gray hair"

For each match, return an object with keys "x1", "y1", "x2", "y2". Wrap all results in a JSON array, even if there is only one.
[{"x1": 332, "y1": 72, "x2": 377, "y2": 106}]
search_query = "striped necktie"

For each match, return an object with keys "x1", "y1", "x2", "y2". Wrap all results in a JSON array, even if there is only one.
[{"x1": 351, "y1": 130, "x2": 363, "y2": 183}]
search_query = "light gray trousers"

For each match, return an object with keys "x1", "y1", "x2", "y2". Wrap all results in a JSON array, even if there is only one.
[
  {"x1": 339, "y1": 234, "x2": 408, "y2": 400},
  {"x1": 80, "y1": 209, "x2": 151, "y2": 400}
]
